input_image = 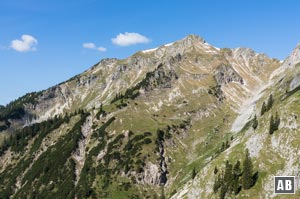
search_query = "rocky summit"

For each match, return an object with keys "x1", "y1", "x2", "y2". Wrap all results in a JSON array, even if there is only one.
[{"x1": 0, "y1": 34, "x2": 300, "y2": 198}]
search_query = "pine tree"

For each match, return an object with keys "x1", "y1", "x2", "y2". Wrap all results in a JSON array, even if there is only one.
[
  {"x1": 214, "y1": 166, "x2": 219, "y2": 175},
  {"x1": 221, "y1": 142, "x2": 225, "y2": 152},
  {"x1": 225, "y1": 139, "x2": 230, "y2": 149},
  {"x1": 223, "y1": 160, "x2": 233, "y2": 196},
  {"x1": 252, "y1": 114, "x2": 258, "y2": 130},
  {"x1": 191, "y1": 167, "x2": 196, "y2": 179},
  {"x1": 100, "y1": 103, "x2": 103, "y2": 113},
  {"x1": 267, "y1": 94, "x2": 273, "y2": 110},
  {"x1": 233, "y1": 175, "x2": 240, "y2": 195},
  {"x1": 233, "y1": 160, "x2": 241, "y2": 176},
  {"x1": 242, "y1": 149, "x2": 253, "y2": 189},
  {"x1": 232, "y1": 160, "x2": 241, "y2": 194},
  {"x1": 213, "y1": 173, "x2": 222, "y2": 193},
  {"x1": 219, "y1": 184, "x2": 227, "y2": 199},
  {"x1": 260, "y1": 102, "x2": 267, "y2": 116}
]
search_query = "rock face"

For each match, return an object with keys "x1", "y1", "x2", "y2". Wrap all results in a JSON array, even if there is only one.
[
  {"x1": 214, "y1": 64, "x2": 244, "y2": 85},
  {"x1": 3, "y1": 34, "x2": 300, "y2": 199}
]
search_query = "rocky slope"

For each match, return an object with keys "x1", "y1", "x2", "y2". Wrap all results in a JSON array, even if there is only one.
[{"x1": 1, "y1": 34, "x2": 300, "y2": 198}]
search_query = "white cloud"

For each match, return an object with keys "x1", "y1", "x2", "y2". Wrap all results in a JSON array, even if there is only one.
[
  {"x1": 83, "y1": 42, "x2": 96, "y2": 49},
  {"x1": 97, "y1": 47, "x2": 107, "y2": 52},
  {"x1": 11, "y1": 34, "x2": 38, "y2": 52},
  {"x1": 111, "y1": 32, "x2": 150, "y2": 46},
  {"x1": 83, "y1": 42, "x2": 106, "y2": 52}
]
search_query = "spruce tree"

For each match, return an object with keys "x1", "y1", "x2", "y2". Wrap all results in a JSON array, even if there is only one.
[
  {"x1": 233, "y1": 160, "x2": 241, "y2": 176},
  {"x1": 267, "y1": 94, "x2": 273, "y2": 110},
  {"x1": 233, "y1": 175, "x2": 240, "y2": 195},
  {"x1": 221, "y1": 142, "x2": 225, "y2": 152},
  {"x1": 213, "y1": 173, "x2": 222, "y2": 193},
  {"x1": 225, "y1": 139, "x2": 230, "y2": 148},
  {"x1": 219, "y1": 184, "x2": 227, "y2": 199},
  {"x1": 274, "y1": 111, "x2": 280, "y2": 131},
  {"x1": 191, "y1": 167, "x2": 196, "y2": 179},
  {"x1": 214, "y1": 166, "x2": 219, "y2": 175},
  {"x1": 224, "y1": 160, "x2": 233, "y2": 183},
  {"x1": 260, "y1": 102, "x2": 267, "y2": 116},
  {"x1": 232, "y1": 160, "x2": 241, "y2": 195},
  {"x1": 100, "y1": 103, "x2": 103, "y2": 113},
  {"x1": 252, "y1": 114, "x2": 258, "y2": 130},
  {"x1": 242, "y1": 149, "x2": 253, "y2": 189}
]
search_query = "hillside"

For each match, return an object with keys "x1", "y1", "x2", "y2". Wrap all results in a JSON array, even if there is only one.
[{"x1": 1, "y1": 34, "x2": 300, "y2": 199}]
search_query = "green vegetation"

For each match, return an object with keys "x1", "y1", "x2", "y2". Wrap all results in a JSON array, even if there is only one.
[
  {"x1": 252, "y1": 114, "x2": 258, "y2": 130},
  {"x1": 191, "y1": 167, "x2": 197, "y2": 179},
  {"x1": 208, "y1": 85, "x2": 224, "y2": 102},
  {"x1": 111, "y1": 63, "x2": 177, "y2": 105},
  {"x1": 76, "y1": 114, "x2": 156, "y2": 198},
  {"x1": 213, "y1": 149, "x2": 258, "y2": 199},
  {"x1": 242, "y1": 149, "x2": 254, "y2": 189},
  {"x1": 0, "y1": 115, "x2": 68, "y2": 155},
  {"x1": 95, "y1": 103, "x2": 106, "y2": 119},
  {"x1": 13, "y1": 112, "x2": 90, "y2": 199},
  {"x1": 0, "y1": 92, "x2": 41, "y2": 121},
  {"x1": 260, "y1": 94, "x2": 273, "y2": 116},
  {"x1": 0, "y1": 111, "x2": 86, "y2": 198},
  {"x1": 269, "y1": 112, "x2": 280, "y2": 135}
]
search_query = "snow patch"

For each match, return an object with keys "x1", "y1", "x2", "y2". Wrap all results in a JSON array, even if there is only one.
[
  {"x1": 142, "y1": 47, "x2": 158, "y2": 53},
  {"x1": 164, "y1": 42, "x2": 174, "y2": 47}
]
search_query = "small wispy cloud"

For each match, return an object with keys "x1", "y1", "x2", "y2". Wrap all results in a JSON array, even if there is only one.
[
  {"x1": 83, "y1": 42, "x2": 106, "y2": 52},
  {"x1": 11, "y1": 34, "x2": 38, "y2": 52},
  {"x1": 111, "y1": 32, "x2": 150, "y2": 46},
  {"x1": 97, "y1": 47, "x2": 107, "y2": 52},
  {"x1": 83, "y1": 42, "x2": 96, "y2": 49}
]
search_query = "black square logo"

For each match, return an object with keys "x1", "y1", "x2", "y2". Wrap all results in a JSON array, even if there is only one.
[{"x1": 274, "y1": 176, "x2": 295, "y2": 194}]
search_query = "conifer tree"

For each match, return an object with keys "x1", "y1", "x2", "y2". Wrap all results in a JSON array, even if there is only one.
[
  {"x1": 213, "y1": 173, "x2": 222, "y2": 193},
  {"x1": 260, "y1": 102, "x2": 267, "y2": 116},
  {"x1": 252, "y1": 114, "x2": 258, "y2": 130},
  {"x1": 242, "y1": 149, "x2": 253, "y2": 189},
  {"x1": 269, "y1": 112, "x2": 280, "y2": 134},
  {"x1": 233, "y1": 160, "x2": 241, "y2": 176},
  {"x1": 233, "y1": 175, "x2": 240, "y2": 195},
  {"x1": 214, "y1": 166, "x2": 219, "y2": 175},
  {"x1": 219, "y1": 184, "x2": 227, "y2": 199},
  {"x1": 267, "y1": 94, "x2": 273, "y2": 110},
  {"x1": 100, "y1": 103, "x2": 103, "y2": 113},
  {"x1": 221, "y1": 142, "x2": 225, "y2": 152},
  {"x1": 191, "y1": 167, "x2": 196, "y2": 179},
  {"x1": 224, "y1": 160, "x2": 233, "y2": 183},
  {"x1": 225, "y1": 139, "x2": 230, "y2": 148},
  {"x1": 232, "y1": 160, "x2": 241, "y2": 194}
]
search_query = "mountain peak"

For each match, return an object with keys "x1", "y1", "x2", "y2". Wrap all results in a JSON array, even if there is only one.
[
  {"x1": 181, "y1": 34, "x2": 206, "y2": 43},
  {"x1": 177, "y1": 34, "x2": 206, "y2": 48},
  {"x1": 283, "y1": 43, "x2": 300, "y2": 67},
  {"x1": 141, "y1": 34, "x2": 210, "y2": 55}
]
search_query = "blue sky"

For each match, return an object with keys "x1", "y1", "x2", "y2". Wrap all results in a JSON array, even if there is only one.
[{"x1": 1, "y1": 0, "x2": 300, "y2": 105}]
